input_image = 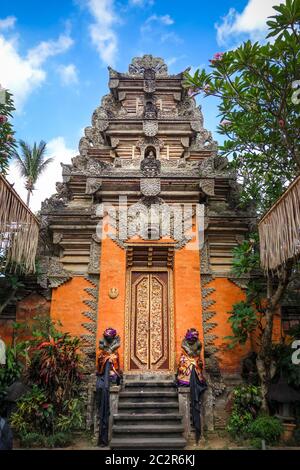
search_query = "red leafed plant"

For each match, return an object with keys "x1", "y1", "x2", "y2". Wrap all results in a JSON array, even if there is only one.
[{"x1": 27, "y1": 318, "x2": 83, "y2": 410}]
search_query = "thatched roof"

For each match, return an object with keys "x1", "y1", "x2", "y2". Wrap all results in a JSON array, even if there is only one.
[
  {"x1": 258, "y1": 174, "x2": 300, "y2": 271},
  {"x1": 0, "y1": 173, "x2": 39, "y2": 272}
]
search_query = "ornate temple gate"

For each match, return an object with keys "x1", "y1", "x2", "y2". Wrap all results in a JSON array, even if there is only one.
[
  {"x1": 36, "y1": 56, "x2": 255, "y2": 435},
  {"x1": 125, "y1": 244, "x2": 174, "y2": 372},
  {"x1": 128, "y1": 269, "x2": 171, "y2": 371}
]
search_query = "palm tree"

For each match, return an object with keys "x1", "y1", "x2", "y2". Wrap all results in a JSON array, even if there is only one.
[{"x1": 13, "y1": 140, "x2": 53, "y2": 207}]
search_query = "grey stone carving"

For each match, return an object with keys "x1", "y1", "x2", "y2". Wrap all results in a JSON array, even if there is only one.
[
  {"x1": 128, "y1": 55, "x2": 168, "y2": 77},
  {"x1": 143, "y1": 120, "x2": 158, "y2": 136},
  {"x1": 140, "y1": 178, "x2": 161, "y2": 196}
]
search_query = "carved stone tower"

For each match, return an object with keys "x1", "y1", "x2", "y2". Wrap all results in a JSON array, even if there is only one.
[{"x1": 39, "y1": 55, "x2": 254, "y2": 431}]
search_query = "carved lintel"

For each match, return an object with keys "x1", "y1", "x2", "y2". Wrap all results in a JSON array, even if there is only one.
[
  {"x1": 86, "y1": 178, "x2": 102, "y2": 195},
  {"x1": 199, "y1": 178, "x2": 215, "y2": 196}
]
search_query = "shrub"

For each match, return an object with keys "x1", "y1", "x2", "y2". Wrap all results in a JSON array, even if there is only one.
[
  {"x1": 227, "y1": 385, "x2": 262, "y2": 439},
  {"x1": 44, "y1": 432, "x2": 73, "y2": 448},
  {"x1": 8, "y1": 318, "x2": 84, "y2": 448},
  {"x1": 19, "y1": 432, "x2": 44, "y2": 448},
  {"x1": 227, "y1": 409, "x2": 254, "y2": 438},
  {"x1": 249, "y1": 416, "x2": 283, "y2": 444},
  {"x1": 27, "y1": 318, "x2": 82, "y2": 410}
]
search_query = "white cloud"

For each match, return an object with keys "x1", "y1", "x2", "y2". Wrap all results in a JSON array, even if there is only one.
[
  {"x1": 130, "y1": 0, "x2": 154, "y2": 6},
  {"x1": 145, "y1": 14, "x2": 174, "y2": 26},
  {"x1": 57, "y1": 64, "x2": 79, "y2": 85},
  {"x1": 27, "y1": 34, "x2": 74, "y2": 67},
  {"x1": 215, "y1": 0, "x2": 282, "y2": 46},
  {"x1": 0, "y1": 18, "x2": 74, "y2": 109},
  {"x1": 86, "y1": 0, "x2": 119, "y2": 66},
  {"x1": 0, "y1": 16, "x2": 16, "y2": 30},
  {"x1": 141, "y1": 13, "x2": 174, "y2": 35},
  {"x1": 7, "y1": 137, "x2": 77, "y2": 213}
]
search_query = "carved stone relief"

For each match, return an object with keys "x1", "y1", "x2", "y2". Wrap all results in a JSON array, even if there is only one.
[{"x1": 143, "y1": 120, "x2": 158, "y2": 136}]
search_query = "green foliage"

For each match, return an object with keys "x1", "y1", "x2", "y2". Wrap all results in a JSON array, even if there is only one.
[
  {"x1": 248, "y1": 415, "x2": 283, "y2": 444},
  {"x1": 184, "y1": 0, "x2": 300, "y2": 214},
  {"x1": 227, "y1": 385, "x2": 262, "y2": 439},
  {"x1": 0, "y1": 88, "x2": 16, "y2": 174},
  {"x1": 19, "y1": 431, "x2": 73, "y2": 448},
  {"x1": 10, "y1": 385, "x2": 52, "y2": 435},
  {"x1": 0, "y1": 338, "x2": 28, "y2": 404},
  {"x1": 226, "y1": 302, "x2": 257, "y2": 348},
  {"x1": 27, "y1": 318, "x2": 82, "y2": 409},
  {"x1": 231, "y1": 234, "x2": 260, "y2": 276},
  {"x1": 13, "y1": 140, "x2": 53, "y2": 204},
  {"x1": 9, "y1": 318, "x2": 84, "y2": 447},
  {"x1": 11, "y1": 386, "x2": 83, "y2": 439}
]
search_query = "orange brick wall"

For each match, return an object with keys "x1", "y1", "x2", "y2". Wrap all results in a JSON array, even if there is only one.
[
  {"x1": 207, "y1": 278, "x2": 250, "y2": 374},
  {"x1": 174, "y1": 240, "x2": 204, "y2": 367},
  {"x1": 50, "y1": 277, "x2": 92, "y2": 338},
  {"x1": 97, "y1": 236, "x2": 127, "y2": 369},
  {"x1": 0, "y1": 293, "x2": 50, "y2": 345}
]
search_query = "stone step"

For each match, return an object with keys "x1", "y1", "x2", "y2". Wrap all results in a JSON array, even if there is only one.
[
  {"x1": 119, "y1": 395, "x2": 178, "y2": 404},
  {"x1": 117, "y1": 401, "x2": 179, "y2": 414},
  {"x1": 113, "y1": 424, "x2": 184, "y2": 434},
  {"x1": 124, "y1": 381, "x2": 176, "y2": 388},
  {"x1": 118, "y1": 401, "x2": 178, "y2": 409},
  {"x1": 120, "y1": 390, "x2": 178, "y2": 398},
  {"x1": 113, "y1": 413, "x2": 183, "y2": 425},
  {"x1": 110, "y1": 437, "x2": 186, "y2": 450}
]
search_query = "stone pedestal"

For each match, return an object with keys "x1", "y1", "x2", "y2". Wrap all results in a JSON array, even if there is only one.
[
  {"x1": 86, "y1": 374, "x2": 120, "y2": 444},
  {"x1": 109, "y1": 385, "x2": 120, "y2": 441},
  {"x1": 178, "y1": 387, "x2": 191, "y2": 440}
]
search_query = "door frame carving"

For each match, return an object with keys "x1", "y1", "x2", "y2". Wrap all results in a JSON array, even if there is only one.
[{"x1": 124, "y1": 266, "x2": 175, "y2": 374}]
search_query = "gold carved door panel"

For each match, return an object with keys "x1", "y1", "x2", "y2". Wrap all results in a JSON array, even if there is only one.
[{"x1": 130, "y1": 271, "x2": 169, "y2": 371}]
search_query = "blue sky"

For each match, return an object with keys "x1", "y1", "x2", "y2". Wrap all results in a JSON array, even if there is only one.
[{"x1": 0, "y1": 0, "x2": 281, "y2": 211}]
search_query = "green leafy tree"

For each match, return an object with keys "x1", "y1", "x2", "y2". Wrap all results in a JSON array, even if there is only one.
[
  {"x1": 185, "y1": 0, "x2": 300, "y2": 214},
  {"x1": 13, "y1": 140, "x2": 53, "y2": 207},
  {"x1": 0, "y1": 86, "x2": 16, "y2": 174},
  {"x1": 185, "y1": 0, "x2": 300, "y2": 411}
]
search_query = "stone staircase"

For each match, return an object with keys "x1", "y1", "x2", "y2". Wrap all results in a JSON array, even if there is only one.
[{"x1": 110, "y1": 374, "x2": 187, "y2": 449}]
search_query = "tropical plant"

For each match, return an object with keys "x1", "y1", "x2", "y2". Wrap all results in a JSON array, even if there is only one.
[
  {"x1": 27, "y1": 319, "x2": 82, "y2": 409},
  {"x1": 227, "y1": 385, "x2": 262, "y2": 439},
  {"x1": 248, "y1": 415, "x2": 283, "y2": 444},
  {"x1": 184, "y1": 0, "x2": 300, "y2": 214},
  {"x1": 13, "y1": 140, "x2": 53, "y2": 206},
  {"x1": 184, "y1": 0, "x2": 300, "y2": 412},
  {"x1": 0, "y1": 86, "x2": 16, "y2": 174},
  {"x1": 226, "y1": 301, "x2": 258, "y2": 349}
]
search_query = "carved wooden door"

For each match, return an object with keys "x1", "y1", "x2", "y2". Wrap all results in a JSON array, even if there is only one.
[{"x1": 130, "y1": 271, "x2": 170, "y2": 371}]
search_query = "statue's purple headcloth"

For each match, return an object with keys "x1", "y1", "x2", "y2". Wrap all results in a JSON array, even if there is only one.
[
  {"x1": 185, "y1": 328, "x2": 199, "y2": 342},
  {"x1": 104, "y1": 327, "x2": 117, "y2": 338}
]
